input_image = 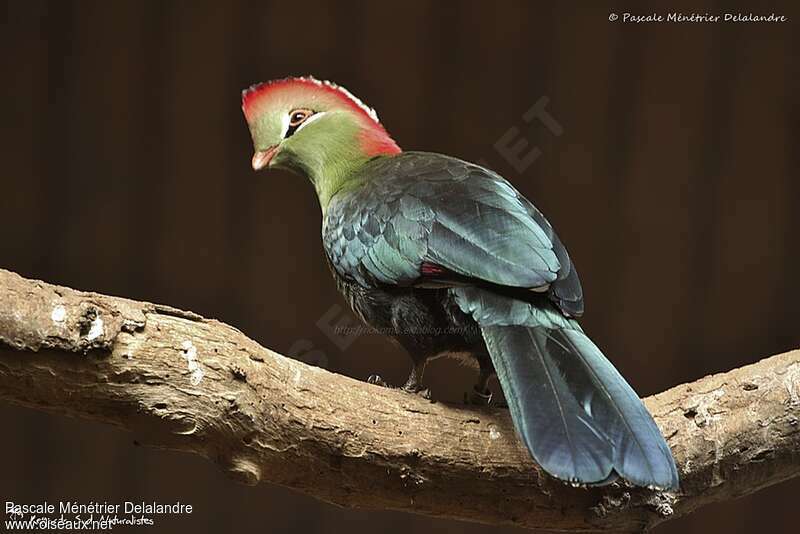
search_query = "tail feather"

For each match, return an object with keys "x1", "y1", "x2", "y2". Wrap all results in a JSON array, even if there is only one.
[
  {"x1": 452, "y1": 287, "x2": 679, "y2": 490},
  {"x1": 555, "y1": 328, "x2": 679, "y2": 489},
  {"x1": 483, "y1": 325, "x2": 614, "y2": 484}
]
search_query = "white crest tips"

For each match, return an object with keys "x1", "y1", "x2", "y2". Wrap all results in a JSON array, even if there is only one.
[
  {"x1": 312, "y1": 77, "x2": 381, "y2": 123},
  {"x1": 242, "y1": 76, "x2": 380, "y2": 123}
]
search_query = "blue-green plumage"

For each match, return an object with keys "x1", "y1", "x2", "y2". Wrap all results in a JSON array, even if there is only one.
[
  {"x1": 323, "y1": 152, "x2": 582, "y2": 315},
  {"x1": 243, "y1": 78, "x2": 678, "y2": 490},
  {"x1": 322, "y1": 152, "x2": 678, "y2": 490}
]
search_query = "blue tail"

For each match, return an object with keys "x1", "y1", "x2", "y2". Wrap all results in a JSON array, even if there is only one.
[{"x1": 452, "y1": 287, "x2": 679, "y2": 490}]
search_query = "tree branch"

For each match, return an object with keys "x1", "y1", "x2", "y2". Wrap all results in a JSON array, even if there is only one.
[{"x1": 0, "y1": 268, "x2": 798, "y2": 531}]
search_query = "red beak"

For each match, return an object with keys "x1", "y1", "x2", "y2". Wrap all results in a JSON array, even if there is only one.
[{"x1": 252, "y1": 145, "x2": 279, "y2": 170}]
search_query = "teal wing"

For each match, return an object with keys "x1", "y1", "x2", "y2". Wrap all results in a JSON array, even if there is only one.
[{"x1": 323, "y1": 152, "x2": 583, "y2": 316}]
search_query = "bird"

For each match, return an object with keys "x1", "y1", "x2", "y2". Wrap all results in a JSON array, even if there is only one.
[{"x1": 241, "y1": 76, "x2": 679, "y2": 490}]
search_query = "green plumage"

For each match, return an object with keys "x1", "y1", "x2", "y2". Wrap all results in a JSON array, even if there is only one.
[
  {"x1": 243, "y1": 79, "x2": 678, "y2": 489},
  {"x1": 323, "y1": 152, "x2": 583, "y2": 316},
  {"x1": 321, "y1": 151, "x2": 677, "y2": 489}
]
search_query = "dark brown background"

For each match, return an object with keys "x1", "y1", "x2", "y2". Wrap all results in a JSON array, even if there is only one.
[{"x1": 1, "y1": 0, "x2": 798, "y2": 532}]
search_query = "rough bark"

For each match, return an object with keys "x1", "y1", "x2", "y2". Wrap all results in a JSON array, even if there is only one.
[{"x1": 0, "y1": 268, "x2": 798, "y2": 532}]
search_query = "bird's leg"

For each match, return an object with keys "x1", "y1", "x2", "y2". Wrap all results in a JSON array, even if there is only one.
[
  {"x1": 466, "y1": 358, "x2": 493, "y2": 406},
  {"x1": 401, "y1": 359, "x2": 431, "y2": 399},
  {"x1": 367, "y1": 358, "x2": 430, "y2": 399},
  {"x1": 464, "y1": 367, "x2": 492, "y2": 406}
]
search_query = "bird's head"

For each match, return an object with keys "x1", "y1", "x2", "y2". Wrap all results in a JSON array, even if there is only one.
[{"x1": 242, "y1": 77, "x2": 400, "y2": 203}]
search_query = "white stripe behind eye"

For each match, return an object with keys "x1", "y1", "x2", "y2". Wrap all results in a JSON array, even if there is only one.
[
  {"x1": 292, "y1": 111, "x2": 326, "y2": 136},
  {"x1": 279, "y1": 112, "x2": 290, "y2": 139}
]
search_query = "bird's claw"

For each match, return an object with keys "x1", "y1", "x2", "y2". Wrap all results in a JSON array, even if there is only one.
[
  {"x1": 403, "y1": 385, "x2": 432, "y2": 400},
  {"x1": 367, "y1": 374, "x2": 390, "y2": 388},
  {"x1": 368, "y1": 375, "x2": 433, "y2": 400},
  {"x1": 465, "y1": 387, "x2": 493, "y2": 406}
]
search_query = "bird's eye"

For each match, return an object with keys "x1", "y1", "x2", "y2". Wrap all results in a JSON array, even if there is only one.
[
  {"x1": 286, "y1": 109, "x2": 314, "y2": 136},
  {"x1": 289, "y1": 110, "x2": 310, "y2": 126}
]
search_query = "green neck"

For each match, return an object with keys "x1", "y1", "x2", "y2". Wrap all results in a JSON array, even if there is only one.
[
  {"x1": 312, "y1": 152, "x2": 372, "y2": 212},
  {"x1": 277, "y1": 112, "x2": 377, "y2": 212}
]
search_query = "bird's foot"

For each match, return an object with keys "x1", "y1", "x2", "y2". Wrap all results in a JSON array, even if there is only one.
[
  {"x1": 368, "y1": 374, "x2": 431, "y2": 399},
  {"x1": 367, "y1": 374, "x2": 390, "y2": 388},
  {"x1": 403, "y1": 384, "x2": 432, "y2": 400},
  {"x1": 465, "y1": 386, "x2": 493, "y2": 406}
]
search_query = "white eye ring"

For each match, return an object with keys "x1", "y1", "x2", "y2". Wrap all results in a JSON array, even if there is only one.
[
  {"x1": 292, "y1": 111, "x2": 325, "y2": 135},
  {"x1": 289, "y1": 109, "x2": 312, "y2": 127}
]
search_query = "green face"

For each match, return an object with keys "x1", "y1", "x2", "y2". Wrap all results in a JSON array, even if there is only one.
[
  {"x1": 275, "y1": 111, "x2": 363, "y2": 175},
  {"x1": 248, "y1": 106, "x2": 371, "y2": 207},
  {"x1": 243, "y1": 78, "x2": 401, "y2": 210}
]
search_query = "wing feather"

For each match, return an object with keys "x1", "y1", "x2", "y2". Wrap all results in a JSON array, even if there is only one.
[{"x1": 323, "y1": 152, "x2": 584, "y2": 316}]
